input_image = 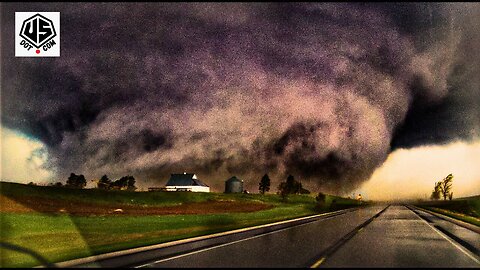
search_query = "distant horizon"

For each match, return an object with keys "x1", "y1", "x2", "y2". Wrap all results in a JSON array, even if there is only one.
[{"x1": 2, "y1": 179, "x2": 478, "y2": 203}]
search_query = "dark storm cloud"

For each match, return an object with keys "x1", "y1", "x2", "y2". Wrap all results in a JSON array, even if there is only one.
[
  {"x1": 386, "y1": 3, "x2": 480, "y2": 150},
  {"x1": 1, "y1": 3, "x2": 479, "y2": 193}
]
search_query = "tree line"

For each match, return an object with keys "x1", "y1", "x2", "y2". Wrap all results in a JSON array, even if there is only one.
[
  {"x1": 258, "y1": 173, "x2": 310, "y2": 200},
  {"x1": 45, "y1": 171, "x2": 305, "y2": 195},
  {"x1": 47, "y1": 173, "x2": 137, "y2": 191},
  {"x1": 97, "y1": 175, "x2": 136, "y2": 191}
]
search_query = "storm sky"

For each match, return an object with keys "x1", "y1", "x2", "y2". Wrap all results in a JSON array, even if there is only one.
[{"x1": 1, "y1": 3, "x2": 479, "y2": 194}]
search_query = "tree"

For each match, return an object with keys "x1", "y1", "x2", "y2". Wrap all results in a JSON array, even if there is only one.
[
  {"x1": 127, "y1": 176, "x2": 136, "y2": 191},
  {"x1": 430, "y1": 181, "x2": 441, "y2": 200},
  {"x1": 292, "y1": 180, "x2": 310, "y2": 194},
  {"x1": 97, "y1": 175, "x2": 112, "y2": 190},
  {"x1": 49, "y1": 182, "x2": 63, "y2": 187},
  {"x1": 286, "y1": 175, "x2": 303, "y2": 194},
  {"x1": 66, "y1": 173, "x2": 87, "y2": 189},
  {"x1": 431, "y1": 174, "x2": 454, "y2": 201},
  {"x1": 111, "y1": 177, "x2": 128, "y2": 190},
  {"x1": 278, "y1": 181, "x2": 289, "y2": 201},
  {"x1": 259, "y1": 174, "x2": 271, "y2": 194},
  {"x1": 316, "y1": 192, "x2": 326, "y2": 204},
  {"x1": 278, "y1": 175, "x2": 305, "y2": 200},
  {"x1": 111, "y1": 175, "x2": 136, "y2": 191},
  {"x1": 286, "y1": 175, "x2": 295, "y2": 192},
  {"x1": 439, "y1": 173, "x2": 453, "y2": 201}
]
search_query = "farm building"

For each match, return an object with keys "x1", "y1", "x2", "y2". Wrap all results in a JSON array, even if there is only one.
[
  {"x1": 164, "y1": 173, "x2": 210, "y2": 192},
  {"x1": 224, "y1": 176, "x2": 243, "y2": 193}
]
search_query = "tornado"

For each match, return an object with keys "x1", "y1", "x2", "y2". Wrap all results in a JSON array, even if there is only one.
[{"x1": 2, "y1": 3, "x2": 479, "y2": 193}]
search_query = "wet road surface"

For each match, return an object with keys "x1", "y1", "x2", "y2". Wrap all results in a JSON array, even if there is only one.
[{"x1": 69, "y1": 204, "x2": 480, "y2": 268}]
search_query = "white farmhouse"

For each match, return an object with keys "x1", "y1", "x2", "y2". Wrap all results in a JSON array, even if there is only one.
[{"x1": 164, "y1": 173, "x2": 210, "y2": 192}]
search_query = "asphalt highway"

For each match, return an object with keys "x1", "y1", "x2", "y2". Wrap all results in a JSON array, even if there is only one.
[
  {"x1": 320, "y1": 205, "x2": 480, "y2": 267},
  {"x1": 69, "y1": 204, "x2": 480, "y2": 268}
]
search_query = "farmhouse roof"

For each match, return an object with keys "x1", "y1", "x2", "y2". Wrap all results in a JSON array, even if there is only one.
[{"x1": 166, "y1": 173, "x2": 209, "y2": 187}]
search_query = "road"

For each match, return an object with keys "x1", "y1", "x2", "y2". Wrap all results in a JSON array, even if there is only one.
[{"x1": 69, "y1": 205, "x2": 480, "y2": 268}]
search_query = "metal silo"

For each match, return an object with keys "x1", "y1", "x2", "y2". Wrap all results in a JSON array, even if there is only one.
[{"x1": 224, "y1": 176, "x2": 244, "y2": 193}]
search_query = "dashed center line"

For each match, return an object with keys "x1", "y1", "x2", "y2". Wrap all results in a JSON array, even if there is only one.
[{"x1": 309, "y1": 205, "x2": 390, "y2": 268}]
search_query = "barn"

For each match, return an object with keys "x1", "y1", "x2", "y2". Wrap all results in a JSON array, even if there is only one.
[
  {"x1": 224, "y1": 176, "x2": 243, "y2": 193},
  {"x1": 164, "y1": 173, "x2": 210, "y2": 192}
]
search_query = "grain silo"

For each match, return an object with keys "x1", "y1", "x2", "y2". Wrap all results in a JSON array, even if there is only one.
[{"x1": 224, "y1": 176, "x2": 244, "y2": 193}]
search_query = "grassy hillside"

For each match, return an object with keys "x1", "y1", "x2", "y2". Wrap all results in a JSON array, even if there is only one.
[{"x1": 0, "y1": 182, "x2": 364, "y2": 268}]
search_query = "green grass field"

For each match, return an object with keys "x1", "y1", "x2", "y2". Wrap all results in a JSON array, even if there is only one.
[
  {"x1": 414, "y1": 196, "x2": 480, "y2": 226},
  {"x1": 0, "y1": 182, "x2": 364, "y2": 268}
]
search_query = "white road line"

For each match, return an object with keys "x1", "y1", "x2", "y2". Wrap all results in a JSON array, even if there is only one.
[
  {"x1": 134, "y1": 215, "x2": 337, "y2": 268},
  {"x1": 411, "y1": 208, "x2": 480, "y2": 265}
]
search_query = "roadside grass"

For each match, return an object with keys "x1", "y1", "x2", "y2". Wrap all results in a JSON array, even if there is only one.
[
  {"x1": 0, "y1": 182, "x2": 363, "y2": 268},
  {"x1": 420, "y1": 207, "x2": 480, "y2": 227},
  {"x1": 414, "y1": 196, "x2": 480, "y2": 227}
]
